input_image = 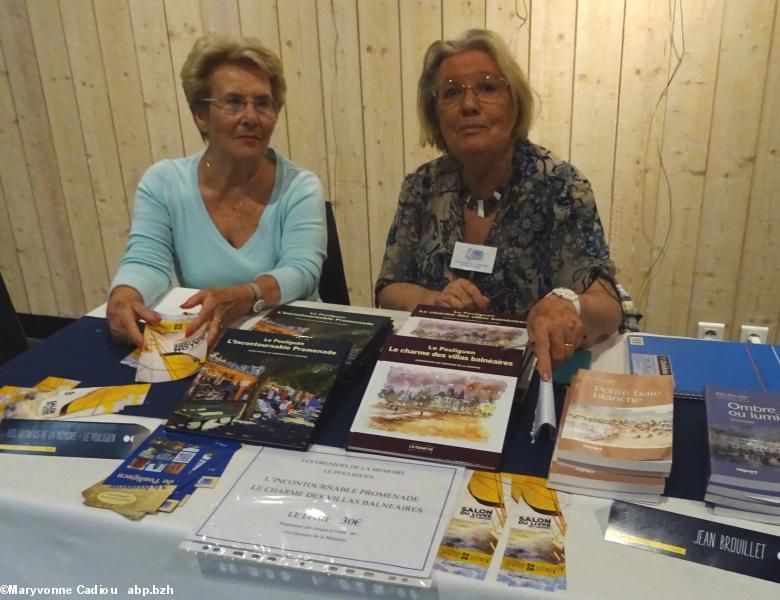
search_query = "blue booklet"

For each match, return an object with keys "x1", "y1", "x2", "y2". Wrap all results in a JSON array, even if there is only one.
[
  {"x1": 103, "y1": 425, "x2": 240, "y2": 489},
  {"x1": 704, "y1": 386, "x2": 780, "y2": 494},
  {"x1": 627, "y1": 334, "x2": 780, "y2": 399}
]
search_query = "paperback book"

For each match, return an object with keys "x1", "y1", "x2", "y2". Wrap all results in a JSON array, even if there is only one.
[
  {"x1": 704, "y1": 386, "x2": 780, "y2": 494},
  {"x1": 347, "y1": 335, "x2": 525, "y2": 470},
  {"x1": 252, "y1": 304, "x2": 392, "y2": 375},
  {"x1": 555, "y1": 370, "x2": 674, "y2": 474},
  {"x1": 398, "y1": 305, "x2": 528, "y2": 349},
  {"x1": 166, "y1": 329, "x2": 351, "y2": 450}
]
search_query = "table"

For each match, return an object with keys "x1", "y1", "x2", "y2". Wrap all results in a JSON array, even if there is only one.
[{"x1": 1, "y1": 289, "x2": 778, "y2": 599}]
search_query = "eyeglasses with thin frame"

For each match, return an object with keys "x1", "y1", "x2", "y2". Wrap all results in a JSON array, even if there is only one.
[
  {"x1": 433, "y1": 73, "x2": 510, "y2": 109},
  {"x1": 202, "y1": 93, "x2": 276, "y2": 115}
]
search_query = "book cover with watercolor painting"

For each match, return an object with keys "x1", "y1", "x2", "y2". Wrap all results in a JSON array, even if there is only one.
[{"x1": 348, "y1": 335, "x2": 524, "y2": 470}]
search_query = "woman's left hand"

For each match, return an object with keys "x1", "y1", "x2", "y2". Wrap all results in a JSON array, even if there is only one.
[
  {"x1": 180, "y1": 285, "x2": 253, "y2": 348},
  {"x1": 527, "y1": 294, "x2": 585, "y2": 382}
]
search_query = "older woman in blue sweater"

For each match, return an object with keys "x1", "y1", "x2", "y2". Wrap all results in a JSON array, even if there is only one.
[{"x1": 108, "y1": 34, "x2": 326, "y2": 348}]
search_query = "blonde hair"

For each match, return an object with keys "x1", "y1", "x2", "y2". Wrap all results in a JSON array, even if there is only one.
[
  {"x1": 180, "y1": 33, "x2": 286, "y2": 113},
  {"x1": 418, "y1": 29, "x2": 534, "y2": 151}
]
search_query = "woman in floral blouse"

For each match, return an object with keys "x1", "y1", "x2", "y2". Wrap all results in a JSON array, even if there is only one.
[{"x1": 375, "y1": 29, "x2": 639, "y2": 380}]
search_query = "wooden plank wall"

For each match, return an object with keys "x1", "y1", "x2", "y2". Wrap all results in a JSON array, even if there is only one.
[{"x1": 0, "y1": 0, "x2": 777, "y2": 342}]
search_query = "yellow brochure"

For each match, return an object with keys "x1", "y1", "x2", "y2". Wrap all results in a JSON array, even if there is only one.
[
  {"x1": 2, "y1": 384, "x2": 149, "y2": 420},
  {"x1": 136, "y1": 314, "x2": 207, "y2": 383}
]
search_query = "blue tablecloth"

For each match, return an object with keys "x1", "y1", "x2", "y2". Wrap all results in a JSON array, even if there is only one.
[{"x1": 0, "y1": 315, "x2": 708, "y2": 500}]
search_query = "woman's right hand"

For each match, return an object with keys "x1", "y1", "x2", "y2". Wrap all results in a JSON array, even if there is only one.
[
  {"x1": 106, "y1": 286, "x2": 161, "y2": 348},
  {"x1": 434, "y1": 278, "x2": 490, "y2": 311}
]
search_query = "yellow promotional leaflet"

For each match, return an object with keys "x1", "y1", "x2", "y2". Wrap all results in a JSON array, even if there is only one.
[
  {"x1": 136, "y1": 314, "x2": 207, "y2": 383},
  {"x1": 435, "y1": 472, "x2": 566, "y2": 591},
  {"x1": 1, "y1": 384, "x2": 150, "y2": 421}
]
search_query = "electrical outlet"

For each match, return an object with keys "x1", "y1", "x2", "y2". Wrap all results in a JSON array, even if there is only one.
[
  {"x1": 697, "y1": 322, "x2": 725, "y2": 340},
  {"x1": 739, "y1": 325, "x2": 769, "y2": 344}
]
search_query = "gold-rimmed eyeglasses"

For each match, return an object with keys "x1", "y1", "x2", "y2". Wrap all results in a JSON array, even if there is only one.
[
  {"x1": 202, "y1": 94, "x2": 276, "y2": 116},
  {"x1": 433, "y1": 73, "x2": 510, "y2": 109}
]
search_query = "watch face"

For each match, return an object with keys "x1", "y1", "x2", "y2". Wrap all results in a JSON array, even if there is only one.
[{"x1": 252, "y1": 298, "x2": 266, "y2": 313}]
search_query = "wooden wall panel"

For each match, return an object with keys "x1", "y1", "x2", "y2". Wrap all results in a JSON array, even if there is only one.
[
  {"x1": 0, "y1": 37, "x2": 48, "y2": 314},
  {"x1": 58, "y1": 0, "x2": 130, "y2": 288},
  {"x1": 238, "y1": 0, "x2": 291, "y2": 157},
  {"x1": 93, "y1": 0, "x2": 153, "y2": 216},
  {"x1": 201, "y1": 0, "x2": 241, "y2": 36},
  {"x1": 164, "y1": 0, "x2": 207, "y2": 157},
  {"x1": 357, "y1": 0, "x2": 404, "y2": 281},
  {"x1": 0, "y1": 0, "x2": 777, "y2": 343},
  {"x1": 608, "y1": 1, "x2": 671, "y2": 311},
  {"x1": 570, "y1": 0, "x2": 625, "y2": 237},
  {"x1": 0, "y1": 0, "x2": 83, "y2": 317},
  {"x1": 733, "y1": 0, "x2": 780, "y2": 343},
  {"x1": 443, "y1": 0, "x2": 486, "y2": 38},
  {"x1": 399, "y1": 0, "x2": 441, "y2": 174},
  {"x1": 25, "y1": 0, "x2": 109, "y2": 310},
  {"x1": 316, "y1": 0, "x2": 372, "y2": 306},
  {"x1": 643, "y1": 0, "x2": 725, "y2": 336},
  {"x1": 688, "y1": 0, "x2": 776, "y2": 338},
  {"x1": 528, "y1": 0, "x2": 576, "y2": 159},
  {"x1": 277, "y1": 0, "x2": 330, "y2": 191},
  {"x1": 129, "y1": 0, "x2": 184, "y2": 161},
  {"x1": 486, "y1": 0, "x2": 530, "y2": 75},
  {"x1": 0, "y1": 178, "x2": 28, "y2": 312}
]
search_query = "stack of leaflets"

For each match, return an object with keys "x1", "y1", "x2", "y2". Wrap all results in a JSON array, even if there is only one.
[
  {"x1": 252, "y1": 304, "x2": 392, "y2": 378},
  {"x1": 347, "y1": 334, "x2": 525, "y2": 470},
  {"x1": 547, "y1": 370, "x2": 674, "y2": 503},
  {"x1": 703, "y1": 385, "x2": 780, "y2": 525},
  {"x1": 83, "y1": 425, "x2": 240, "y2": 519},
  {"x1": 435, "y1": 470, "x2": 566, "y2": 592},
  {"x1": 166, "y1": 329, "x2": 351, "y2": 450},
  {"x1": 397, "y1": 305, "x2": 535, "y2": 394}
]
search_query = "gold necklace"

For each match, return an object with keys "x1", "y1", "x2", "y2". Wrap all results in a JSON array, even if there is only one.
[{"x1": 204, "y1": 159, "x2": 247, "y2": 215}]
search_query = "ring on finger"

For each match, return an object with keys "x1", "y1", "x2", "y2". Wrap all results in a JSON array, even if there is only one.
[{"x1": 564, "y1": 342, "x2": 575, "y2": 349}]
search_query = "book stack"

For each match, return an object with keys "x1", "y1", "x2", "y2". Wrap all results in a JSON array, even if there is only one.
[
  {"x1": 252, "y1": 304, "x2": 393, "y2": 379},
  {"x1": 547, "y1": 370, "x2": 674, "y2": 504},
  {"x1": 347, "y1": 334, "x2": 526, "y2": 469},
  {"x1": 166, "y1": 329, "x2": 351, "y2": 450},
  {"x1": 397, "y1": 304, "x2": 535, "y2": 393},
  {"x1": 703, "y1": 385, "x2": 780, "y2": 525}
]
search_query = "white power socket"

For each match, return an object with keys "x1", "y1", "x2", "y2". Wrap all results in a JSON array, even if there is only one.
[
  {"x1": 739, "y1": 325, "x2": 769, "y2": 344},
  {"x1": 697, "y1": 322, "x2": 725, "y2": 340}
]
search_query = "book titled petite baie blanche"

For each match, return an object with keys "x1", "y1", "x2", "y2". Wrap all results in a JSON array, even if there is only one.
[
  {"x1": 704, "y1": 385, "x2": 780, "y2": 494},
  {"x1": 347, "y1": 334, "x2": 525, "y2": 470},
  {"x1": 555, "y1": 370, "x2": 675, "y2": 475}
]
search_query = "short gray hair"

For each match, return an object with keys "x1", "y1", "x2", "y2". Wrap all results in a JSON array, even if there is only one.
[
  {"x1": 418, "y1": 29, "x2": 534, "y2": 151},
  {"x1": 180, "y1": 33, "x2": 286, "y2": 113}
]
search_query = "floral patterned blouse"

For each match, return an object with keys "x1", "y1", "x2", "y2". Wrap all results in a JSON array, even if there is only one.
[{"x1": 375, "y1": 139, "x2": 640, "y2": 331}]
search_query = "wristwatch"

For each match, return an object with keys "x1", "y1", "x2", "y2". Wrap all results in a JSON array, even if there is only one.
[
  {"x1": 547, "y1": 287, "x2": 581, "y2": 315},
  {"x1": 247, "y1": 281, "x2": 266, "y2": 313}
]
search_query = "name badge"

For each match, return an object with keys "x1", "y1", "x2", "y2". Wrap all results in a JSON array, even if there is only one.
[{"x1": 450, "y1": 242, "x2": 497, "y2": 273}]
